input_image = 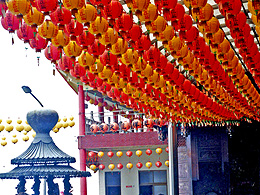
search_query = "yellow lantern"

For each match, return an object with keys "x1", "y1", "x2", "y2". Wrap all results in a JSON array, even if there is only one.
[
  {"x1": 126, "y1": 162, "x2": 133, "y2": 169},
  {"x1": 56, "y1": 122, "x2": 63, "y2": 129},
  {"x1": 98, "y1": 151, "x2": 104, "y2": 158},
  {"x1": 146, "y1": 16, "x2": 167, "y2": 34},
  {"x1": 24, "y1": 125, "x2": 32, "y2": 132},
  {"x1": 62, "y1": 0, "x2": 85, "y2": 14},
  {"x1": 89, "y1": 59, "x2": 104, "y2": 74},
  {"x1": 32, "y1": 131, "x2": 36, "y2": 138},
  {"x1": 116, "y1": 150, "x2": 123, "y2": 158},
  {"x1": 70, "y1": 116, "x2": 74, "y2": 121},
  {"x1": 63, "y1": 122, "x2": 69, "y2": 128},
  {"x1": 51, "y1": 30, "x2": 70, "y2": 48},
  {"x1": 139, "y1": 64, "x2": 153, "y2": 79},
  {"x1": 23, "y1": 135, "x2": 29, "y2": 142},
  {"x1": 69, "y1": 121, "x2": 75, "y2": 127},
  {"x1": 115, "y1": 78, "x2": 127, "y2": 89},
  {"x1": 75, "y1": 4, "x2": 97, "y2": 25},
  {"x1": 23, "y1": 7, "x2": 45, "y2": 28},
  {"x1": 78, "y1": 50, "x2": 95, "y2": 68},
  {"x1": 5, "y1": 125, "x2": 14, "y2": 132},
  {"x1": 90, "y1": 164, "x2": 97, "y2": 171},
  {"x1": 99, "y1": 66, "x2": 113, "y2": 81},
  {"x1": 38, "y1": 20, "x2": 59, "y2": 40},
  {"x1": 156, "y1": 147, "x2": 163, "y2": 155},
  {"x1": 138, "y1": 4, "x2": 158, "y2": 22},
  {"x1": 88, "y1": 16, "x2": 109, "y2": 36},
  {"x1": 108, "y1": 163, "x2": 115, "y2": 171},
  {"x1": 7, "y1": 0, "x2": 30, "y2": 17},
  {"x1": 6, "y1": 119, "x2": 12, "y2": 124},
  {"x1": 146, "y1": 161, "x2": 152, "y2": 169},
  {"x1": 0, "y1": 124, "x2": 4, "y2": 132},
  {"x1": 53, "y1": 128, "x2": 59, "y2": 133},
  {"x1": 16, "y1": 125, "x2": 24, "y2": 132},
  {"x1": 136, "y1": 149, "x2": 143, "y2": 157},
  {"x1": 184, "y1": 0, "x2": 207, "y2": 9},
  {"x1": 147, "y1": 71, "x2": 159, "y2": 84},
  {"x1": 107, "y1": 73, "x2": 120, "y2": 86},
  {"x1": 1, "y1": 137, "x2": 7, "y2": 146},
  {"x1": 99, "y1": 28, "x2": 118, "y2": 47},
  {"x1": 192, "y1": 3, "x2": 213, "y2": 22},
  {"x1": 64, "y1": 41, "x2": 83, "y2": 58},
  {"x1": 121, "y1": 49, "x2": 139, "y2": 66},
  {"x1": 12, "y1": 135, "x2": 18, "y2": 144},
  {"x1": 111, "y1": 38, "x2": 128, "y2": 56}
]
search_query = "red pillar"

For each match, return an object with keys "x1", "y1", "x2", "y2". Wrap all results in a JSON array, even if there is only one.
[{"x1": 78, "y1": 85, "x2": 87, "y2": 195}]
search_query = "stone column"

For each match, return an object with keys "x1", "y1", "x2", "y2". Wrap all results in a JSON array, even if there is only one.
[
  {"x1": 64, "y1": 175, "x2": 73, "y2": 195},
  {"x1": 32, "y1": 175, "x2": 41, "y2": 195},
  {"x1": 16, "y1": 176, "x2": 27, "y2": 195}
]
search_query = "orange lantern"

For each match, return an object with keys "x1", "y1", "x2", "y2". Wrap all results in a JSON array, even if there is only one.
[
  {"x1": 138, "y1": 3, "x2": 158, "y2": 22},
  {"x1": 88, "y1": 16, "x2": 109, "y2": 36},
  {"x1": 128, "y1": 0, "x2": 150, "y2": 12},
  {"x1": 121, "y1": 48, "x2": 139, "y2": 66},
  {"x1": 98, "y1": 66, "x2": 113, "y2": 80},
  {"x1": 184, "y1": 0, "x2": 207, "y2": 9},
  {"x1": 90, "y1": 124, "x2": 100, "y2": 134},
  {"x1": 38, "y1": 20, "x2": 58, "y2": 40},
  {"x1": 146, "y1": 16, "x2": 167, "y2": 34},
  {"x1": 62, "y1": 0, "x2": 85, "y2": 15},
  {"x1": 23, "y1": 7, "x2": 45, "y2": 28},
  {"x1": 157, "y1": 25, "x2": 175, "y2": 43},
  {"x1": 99, "y1": 123, "x2": 109, "y2": 133},
  {"x1": 132, "y1": 57, "x2": 147, "y2": 73},
  {"x1": 111, "y1": 38, "x2": 128, "y2": 56},
  {"x1": 132, "y1": 118, "x2": 142, "y2": 129},
  {"x1": 7, "y1": 0, "x2": 30, "y2": 17},
  {"x1": 121, "y1": 121, "x2": 131, "y2": 131},
  {"x1": 63, "y1": 41, "x2": 83, "y2": 58},
  {"x1": 75, "y1": 4, "x2": 97, "y2": 25},
  {"x1": 99, "y1": 27, "x2": 118, "y2": 47},
  {"x1": 166, "y1": 36, "x2": 183, "y2": 52},
  {"x1": 89, "y1": 59, "x2": 104, "y2": 74},
  {"x1": 192, "y1": 3, "x2": 213, "y2": 22}
]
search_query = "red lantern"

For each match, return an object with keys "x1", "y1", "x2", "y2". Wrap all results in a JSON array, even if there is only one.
[
  {"x1": 136, "y1": 162, "x2": 143, "y2": 169},
  {"x1": 102, "y1": 0, "x2": 123, "y2": 20},
  {"x1": 58, "y1": 55, "x2": 75, "y2": 71},
  {"x1": 155, "y1": 161, "x2": 162, "y2": 168},
  {"x1": 1, "y1": 11, "x2": 20, "y2": 33},
  {"x1": 132, "y1": 119, "x2": 142, "y2": 129},
  {"x1": 88, "y1": 39, "x2": 105, "y2": 58},
  {"x1": 145, "y1": 149, "x2": 152, "y2": 156},
  {"x1": 76, "y1": 29, "x2": 95, "y2": 49},
  {"x1": 17, "y1": 22, "x2": 36, "y2": 43},
  {"x1": 178, "y1": 14, "x2": 193, "y2": 31},
  {"x1": 165, "y1": 146, "x2": 169, "y2": 153},
  {"x1": 64, "y1": 18, "x2": 84, "y2": 40},
  {"x1": 99, "y1": 123, "x2": 109, "y2": 133},
  {"x1": 44, "y1": 44, "x2": 62, "y2": 63},
  {"x1": 134, "y1": 35, "x2": 151, "y2": 52},
  {"x1": 126, "y1": 150, "x2": 133, "y2": 157},
  {"x1": 35, "y1": 0, "x2": 58, "y2": 15},
  {"x1": 90, "y1": 124, "x2": 100, "y2": 134},
  {"x1": 107, "y1": 151, "x2": 114, "y2": 158},
  {"x1": 143, "y1": 46, "x2": 160, "y2": 65},
  {"x1": 90, "y1": 0, "x2": 111, "y2": 7},
  {"x1": 164, "y1": 3, "x2": 185, "y2": 23},
  {"x1": 99, "y1": 164, "x2": 105, "y2": 170},
  {"x1": 121, "y1": 121, "x2": 131, "y2": 131},
  {"x1": 50, "y1": 6, "x2": 72, "y2": 29},
  {"x1": 115, "y1": 13, "x2": 133, "y2": 33},
  {"x1": 117, "y1": 163, "x2": 123, "y2": 170},
  {"x1": 100, "y1": 50, "x2": 118, "y2": 67},
  {"x1": 155, "y1": 0, "x2": 177, "y2": 11},
  {"x1": 29, "y1": 33, "x2": 48, "y2": 52},
  {"x1": 109, "y1": 122, "x2": 119, "y2": 132},
  {"x1": 129, "y1": 24, "x2": 142, "y2": 42},
  {"x1": 70, "y1": 63, "x2": 86, "y2": 78},
  {"x1": 0, "y1": 3, "x2": 7, "y2": 18},
  {"x1": 88, "y1": 151, "x2": 95, "y2": 157}
]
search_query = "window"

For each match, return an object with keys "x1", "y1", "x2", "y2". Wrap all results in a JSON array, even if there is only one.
[
  {"x1": 105, "y1": 172, "x2": 121, "y2": 195},
  {"x1": 139, "y1": 170, "x2": 167, "y2": 195}
]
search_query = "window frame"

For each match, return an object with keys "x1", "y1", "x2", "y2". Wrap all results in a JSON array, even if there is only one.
[{"x1": 105, "y1": 171, "x2": 121, "y2": 195}]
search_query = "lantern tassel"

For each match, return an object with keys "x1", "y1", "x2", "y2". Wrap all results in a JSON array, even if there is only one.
[
  {"x1": 37, "y1": 56, "x2": 40, "y2": 66},
  {"x1": 12, "y1": 35, "x2": 14, "y2": 45},
  {"x1": 53, "y1": 68, "x2": 55, "y2": 76}
]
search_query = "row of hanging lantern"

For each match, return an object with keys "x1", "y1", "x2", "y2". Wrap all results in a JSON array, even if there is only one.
[
  {"x1": 1, "y1": 131, "x2": 36, "y2": 146},
  {"x1": 89, "y1": 160, "x2": 169, "y2": 172},
  {"x1": 1, "y1": 0, "x2": 260, "y2": 122},
  {"x1": 89, "y1": 117, "x2": 165, "y2": 134},
  {"x1": 0, "y1": 117, "x2": 75, "y2": 134}
]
